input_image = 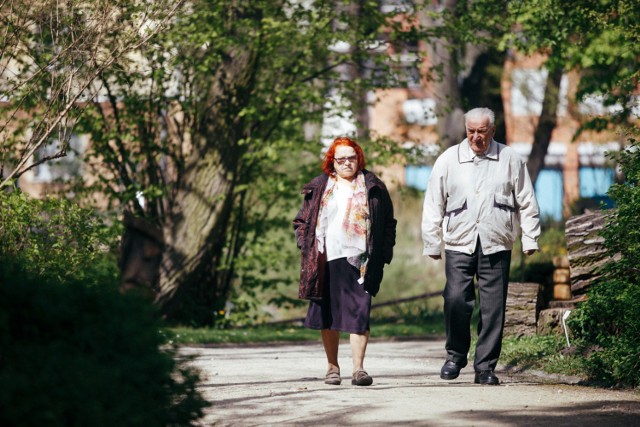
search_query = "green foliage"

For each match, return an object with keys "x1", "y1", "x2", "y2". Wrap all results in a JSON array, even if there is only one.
[
  {"x1": 511, "y1": 0, "x2": 640, "y2": 133},
  {"x1": 570, "y1": 278, "x2": 640, "y2": 387},
  {"x1": 0, "y1": 187, "x2": 207, "y2": 424},
  {"x1": 0, "y1": 189, "x2": 120, "y2": 282},
  {"x1": 372, "y1": 310, "x2": 446, "y2": 337},
  {"x1": 163, "y1": 324, "x2": 321, "y2": 345},
  {"x1": 0, "y1": 259, "x2": 208, "y2": 426},
  {"x1": 569, "y1": 136, "x2": 640, "y2": 388}
]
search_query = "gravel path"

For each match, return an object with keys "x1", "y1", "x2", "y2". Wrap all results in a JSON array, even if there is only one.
[{"x1": 180, "y1": 338, "x2": 640, "y2": 426}]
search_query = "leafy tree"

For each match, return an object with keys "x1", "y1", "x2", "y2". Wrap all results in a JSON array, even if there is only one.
[
  {"x1": 419, "y1": 0, "x2": 508, "y2": 148},
  {"x1": 493, "y1": 0, "x2": 640, "y2": 386},
  {"x1": 73, "y1": 0, "x2": 425, "y2": 325}
]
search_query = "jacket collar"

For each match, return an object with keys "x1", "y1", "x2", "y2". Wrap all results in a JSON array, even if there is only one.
[
  {"x1": 457, "y1": 138, "x2": 499, "y2": 163},
  {"x1": 302, "y1": 173, "x2": 329, "y2": 193}
]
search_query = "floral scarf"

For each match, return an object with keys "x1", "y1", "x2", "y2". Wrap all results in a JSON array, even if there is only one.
[{"x1": 316, "y1": 171, "x2": 370, "y2": 284}]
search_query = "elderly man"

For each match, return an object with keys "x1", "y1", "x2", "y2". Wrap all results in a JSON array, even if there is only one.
[{"x1": 422, "y1": 107, "x2": 541, "y2": 385}]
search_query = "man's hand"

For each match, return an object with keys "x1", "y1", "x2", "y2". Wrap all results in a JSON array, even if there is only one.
[
  {"x1": 428, "y1": 254, "x2": 442, "y2": 260},
  {"x1": 524, "y1": 249, "x2": 537, "y2": 256}
]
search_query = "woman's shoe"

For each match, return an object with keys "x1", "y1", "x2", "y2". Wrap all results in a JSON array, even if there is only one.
[
  {"x1": 351, "y1": 369, "x2": 373, "y2": 386},
  {"x1": 324, "y1": 367, "x2": 341, "y2": 385}
]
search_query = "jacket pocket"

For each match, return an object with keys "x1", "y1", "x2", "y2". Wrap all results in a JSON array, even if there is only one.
[
  {"x1": 445, "y1": 196, "x2": 467, "y2": 233},
  {"x1": 493, "y1": 192, "x2": 514, "y2": 231}
]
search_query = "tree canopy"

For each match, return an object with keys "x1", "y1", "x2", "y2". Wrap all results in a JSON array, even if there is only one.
[{"x1": 71, "y1": 0, "x2": 426, "y2": 324}]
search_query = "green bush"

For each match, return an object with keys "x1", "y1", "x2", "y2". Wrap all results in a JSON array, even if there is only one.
[
  {"x1": 0, "y1": 189, "x2": 120, "y2": 281},
  {"x1": 0, "y1": 259, "x2": 208, "y2": 426},
  {"x1": 569, "y1": 136, "x2": 640, "y2": 388},
  {"x1": 0, "y1": 189, "x2": 208, "y2": 424},
  {"x1": 570, "y1": 278, "x2": 640, "y2": 387}
]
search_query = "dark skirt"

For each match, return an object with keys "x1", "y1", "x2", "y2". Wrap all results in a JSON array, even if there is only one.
[{"x1": 303, "y1": 257, "x2": 372, "y2": 334}]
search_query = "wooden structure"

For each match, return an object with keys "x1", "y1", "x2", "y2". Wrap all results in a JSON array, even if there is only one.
[
  {"x1": 565, "y1": 210, "x2": 612, "y2": 301},
  {"x1": 537, "y1": 210, "x2": 615, "y2": 335},
  {"x1": 504, "y1": 282, "x2": 542, "y2": 337},
  {"x1": 552, "y1": 255, "x2": 571, "y2": 300}
]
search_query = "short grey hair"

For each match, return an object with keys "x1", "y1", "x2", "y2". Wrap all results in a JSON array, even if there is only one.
[{"x1": 464, "y1": 108, "x2": 495, "y2": 128}]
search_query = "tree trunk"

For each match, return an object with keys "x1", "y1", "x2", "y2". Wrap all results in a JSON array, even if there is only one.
[
  {"x1": 351, "y1": 0, "x2": 370, "y2": 139},
  {"x1": 155, "y1": 46, "x2": 259, "y2": 324},
  {"x1": 526, "y1": 68, "x2": 563, "y2": 185},
  {"x1": 460, "y1": 48, "x2": 507, "y2": 143},
  {"x1": 423, "y1": 0, "x2": 466, "y2": 148}
]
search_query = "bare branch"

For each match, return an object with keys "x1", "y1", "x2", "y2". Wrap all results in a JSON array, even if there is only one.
[{"x1": 0, "y1": 0, "x2": 186, "y2": 186}]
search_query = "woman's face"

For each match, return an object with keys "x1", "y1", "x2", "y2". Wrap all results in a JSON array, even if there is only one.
[{"x1": 333, "y1": 145, "x2": 358, "y2": 181}]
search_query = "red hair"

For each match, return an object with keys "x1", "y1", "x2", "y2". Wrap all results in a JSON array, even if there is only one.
[{"x1": 322, "y1": 137, "x2": 366, "y2": 175}]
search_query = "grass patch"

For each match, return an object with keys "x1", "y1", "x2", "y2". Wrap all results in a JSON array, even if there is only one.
[
  {"x1": 162, "y1": 325, "x2": 321, "y2": 345},
  {"x1": 371, "y1": 313, "x2": 445, "y2": 338},
  {"x1": 500, "y1": 334, "x2": 587, "y2": 377},
  {"x1": 165, "y1": 312, "x2": 445, "y2": 346}
]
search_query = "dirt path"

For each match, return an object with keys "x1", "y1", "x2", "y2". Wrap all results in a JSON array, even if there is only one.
[{"x1": 181, "y1": 338, "x2": 640, "y2": 426}]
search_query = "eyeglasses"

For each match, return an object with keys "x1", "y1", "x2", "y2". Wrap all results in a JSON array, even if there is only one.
[{"x1": 334, "y1": 155, "x2": 357, "y2": 165}]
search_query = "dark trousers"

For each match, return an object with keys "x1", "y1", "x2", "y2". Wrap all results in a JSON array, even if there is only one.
[{"x1": 443, "y1": 239, "x2": 511, "y2": 372}]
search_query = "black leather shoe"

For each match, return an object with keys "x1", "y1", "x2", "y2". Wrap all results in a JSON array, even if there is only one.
[
  {"x1": 474, "y1": 370, "x2": 500, "y2": 385},
  {"x1": 440, "y1": 360, "x2": 466, "y2": 380}
]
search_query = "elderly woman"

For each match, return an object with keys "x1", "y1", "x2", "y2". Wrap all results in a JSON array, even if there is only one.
[{"x1": 293, "y1": 136, "x2": 396, "y2": 386}]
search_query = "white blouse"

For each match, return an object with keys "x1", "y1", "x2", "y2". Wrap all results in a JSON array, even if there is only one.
[{"x1": 324, "y1": 180, "x2": 361, "y2": 261}]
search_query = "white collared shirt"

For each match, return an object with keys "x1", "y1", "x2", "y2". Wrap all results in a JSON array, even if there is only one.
[{"x1": 421, "y1": 139, "x2": 541, "y2": 256}]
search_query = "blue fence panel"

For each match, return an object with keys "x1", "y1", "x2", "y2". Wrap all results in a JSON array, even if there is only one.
[
  {"x1": 534, "y1": 169, "x2": 563, "y2": 221},
  {"x1": 579, "y1": 167, "x2": 614, "y2": 197},
  {"x1": 405, "y1": 165, "x2": 432, "y2": 191}
]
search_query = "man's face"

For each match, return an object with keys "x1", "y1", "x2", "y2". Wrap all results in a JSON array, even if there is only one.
[{"x1": 466, "y1": 116, "x2": 495, "y2": 155}]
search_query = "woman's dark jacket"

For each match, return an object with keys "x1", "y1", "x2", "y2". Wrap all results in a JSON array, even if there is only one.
[{"x1": 293, "y1": 170, "x2": 397, "y2": 299}]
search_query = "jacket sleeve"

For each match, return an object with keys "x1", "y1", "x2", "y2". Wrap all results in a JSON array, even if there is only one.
[
  {"x1": 514, "y1": 159, "x2": 541, "y2": 252},
  {"x1": 293, "y1": 192, "x2": 311, "y2": 250},
  {"x1": 421, "y1": 159, "x2": 446, "y2": 256},
  {"x1": 381, "y1": 187, "x2": 397, "y2": 264}
]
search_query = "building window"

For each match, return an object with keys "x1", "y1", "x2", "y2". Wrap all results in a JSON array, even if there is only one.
[
  {"x1": 402, "y1": 98, "x2": 437, "y2": 126},
  {"x1": 380, "y1": 0, "x2": 414, "y2": 14},
  {"x1": 32, "y1": 133, "x2": 87, "y2": 182},
  {"x1": 510, "y1": 68, "x2": 547, "y2": 117}
]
